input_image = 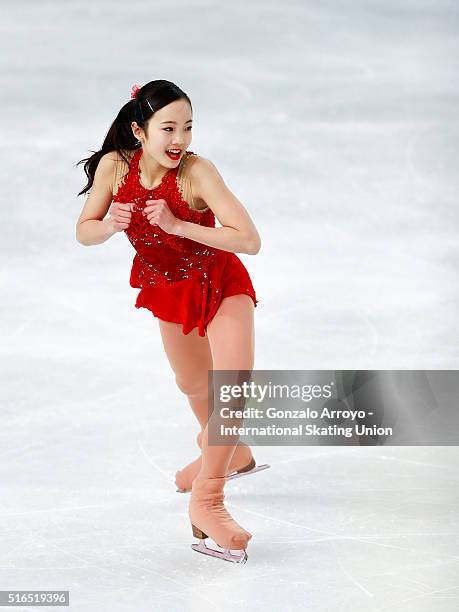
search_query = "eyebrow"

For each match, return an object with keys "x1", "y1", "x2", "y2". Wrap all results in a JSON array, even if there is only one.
[{"x1": 160, "y1": 120, "x2": 193, "y2": 124}]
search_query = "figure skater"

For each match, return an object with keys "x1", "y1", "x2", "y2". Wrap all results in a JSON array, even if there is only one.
[{"x1": 75, "y1": 80, "x2": 269, "y2": 563}]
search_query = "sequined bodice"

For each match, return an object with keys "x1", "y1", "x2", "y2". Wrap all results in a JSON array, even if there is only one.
[{"x1": 112, "y1": 148, "x2": 220, "y2": 286}]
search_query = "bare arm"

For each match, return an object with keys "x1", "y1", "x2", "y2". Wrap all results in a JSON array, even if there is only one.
[
  {"x1": 75, "y1": 155, "x2": 130, "y2": 246},
  {"x1": 173, "y1": 157, "x2": 261, "y2": 255}
]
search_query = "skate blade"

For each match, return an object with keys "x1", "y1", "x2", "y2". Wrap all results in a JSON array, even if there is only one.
[
  {"x1": 191, "y1": 539, "x2": 248, "y2": 564},
  {"x1": 176, "y1": 463, "x2": 271, "y2": 493},
  {"x1": 226, "y1": 463, "x2": 271, "y2": 482}
]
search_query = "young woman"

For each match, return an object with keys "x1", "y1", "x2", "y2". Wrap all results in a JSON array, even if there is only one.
[{"x1": 75, "y1": 79, "x2": 269, "y2": 563}]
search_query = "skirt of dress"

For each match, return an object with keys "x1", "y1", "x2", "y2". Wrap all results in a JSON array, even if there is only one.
[{"x1": 129, "y1": 250, "x2": 258, "y2": 337}]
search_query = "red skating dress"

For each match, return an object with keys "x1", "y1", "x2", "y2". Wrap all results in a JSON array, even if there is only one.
[{"x1": 112, "y1": 148, "x2": 258, "y2": 337}]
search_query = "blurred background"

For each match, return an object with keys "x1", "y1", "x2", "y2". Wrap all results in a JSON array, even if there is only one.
[{"x1": 1, "y1": 1, "x2": 458, "y2": 610}]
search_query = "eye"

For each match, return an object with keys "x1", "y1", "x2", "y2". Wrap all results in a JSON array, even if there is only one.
[{"x1": 162, "y1": 126, "x2": 193, "y2": 131}]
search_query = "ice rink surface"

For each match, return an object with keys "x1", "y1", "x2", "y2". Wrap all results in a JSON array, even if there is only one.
[{"x1": 1, "y1": 0, "x2": 458, "y2": 610}]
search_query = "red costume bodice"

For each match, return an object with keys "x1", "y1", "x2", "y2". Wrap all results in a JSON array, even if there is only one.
[{"x1": 112, "y1": 147, "x2": 258, "y2": 336}]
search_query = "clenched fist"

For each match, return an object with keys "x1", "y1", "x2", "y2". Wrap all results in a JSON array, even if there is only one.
[
  {"x1": 142, "y1": 199, "x2": 180, "y2": 235},
  {"x1": 107, "y1": 201, "x2": 132, "y2": 232}
]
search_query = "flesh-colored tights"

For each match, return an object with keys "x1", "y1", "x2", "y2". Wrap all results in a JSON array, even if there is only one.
[{"x1": 158, "y1": 294, "x2": 255, "y2": 479}]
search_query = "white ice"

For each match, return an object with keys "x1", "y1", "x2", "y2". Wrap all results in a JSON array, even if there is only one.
[{"x1": 1, "y1": 0, "x2": 458, "y2": 610}]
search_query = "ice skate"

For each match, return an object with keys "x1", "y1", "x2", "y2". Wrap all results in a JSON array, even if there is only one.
[
  {"x1": 176, "y1": 431, "x2": 270, "y2": 492},
  {"x1": 189, "y1": 475, "x2": 251, "y2": 563}
]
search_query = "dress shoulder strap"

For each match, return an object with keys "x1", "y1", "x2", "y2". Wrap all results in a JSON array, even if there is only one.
[
  {"x1": 176, "y1": 152, "x2": 208, "y2": 212},
  {"x1": 112, "y1": 148, "x2": 138, "y2": 197},
  {"x1": 176, "y1": 152, "x2": 197, "y2": 208}
]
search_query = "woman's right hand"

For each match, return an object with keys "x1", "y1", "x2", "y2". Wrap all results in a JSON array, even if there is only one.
[{"x1": 106, "y1": 201, "x2": 133, "y2": 232}]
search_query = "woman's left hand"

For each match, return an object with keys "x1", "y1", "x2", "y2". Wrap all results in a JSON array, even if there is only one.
[{"x1": 142, "y1": 199, "x2": 180, "y2": 235}]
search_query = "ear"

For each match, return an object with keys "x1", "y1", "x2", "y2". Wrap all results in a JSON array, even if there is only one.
[{"x1": 131, "y1": 121, "x2": 143, "y2": 141}]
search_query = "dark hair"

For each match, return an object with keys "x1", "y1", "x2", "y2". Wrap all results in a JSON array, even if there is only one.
[{"x1": 76, "y1": 79, "x2": 192, "y2": 196}]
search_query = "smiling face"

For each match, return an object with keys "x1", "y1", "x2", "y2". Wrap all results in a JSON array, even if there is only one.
[{"x1": 132, "y1": 98, "x2": 193, "y2": 167}]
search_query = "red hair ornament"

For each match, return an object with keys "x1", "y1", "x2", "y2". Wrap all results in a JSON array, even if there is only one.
[{"x1": 130, "y1": 84, "x2": 141, "y2": 99}]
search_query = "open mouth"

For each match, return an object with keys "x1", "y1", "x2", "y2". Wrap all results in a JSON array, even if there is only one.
[{"x1": 166, "y1": 149, "x2": 182, "y2": 160}]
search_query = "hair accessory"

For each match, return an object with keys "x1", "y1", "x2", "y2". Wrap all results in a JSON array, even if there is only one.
[{"x1": 130, "y1": 84, "x2": 141, "y2": 99}]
